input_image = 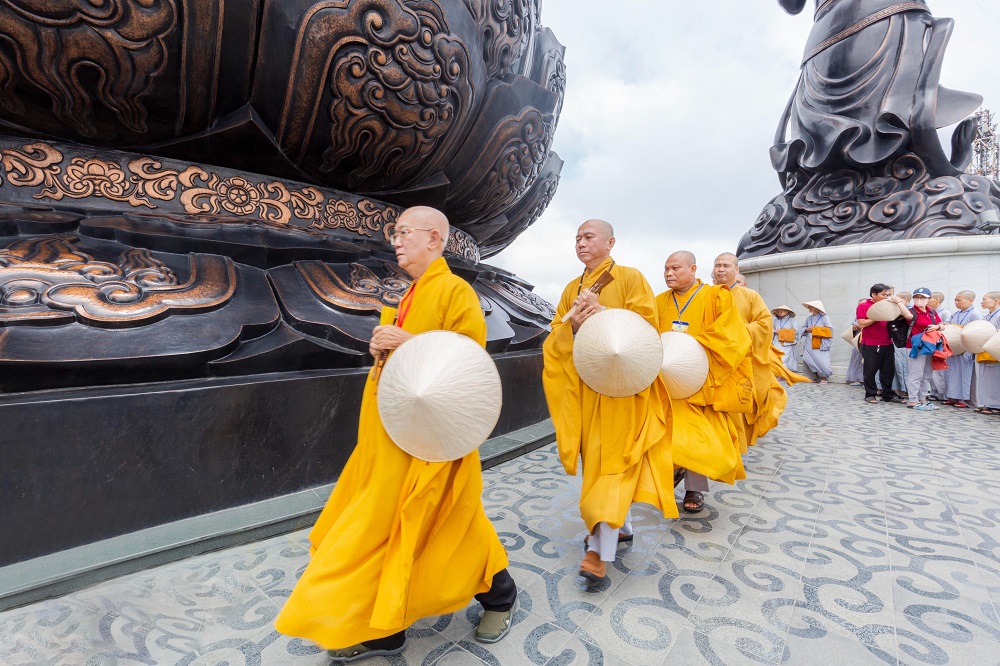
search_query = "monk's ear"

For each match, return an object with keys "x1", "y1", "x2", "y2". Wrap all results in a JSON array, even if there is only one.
[
  {"x1": 778, "y1": 0, "x2": 806, "y2": 15},
  {"x1": 607, "y1": 236, "x2": 615, "y2": 250}
]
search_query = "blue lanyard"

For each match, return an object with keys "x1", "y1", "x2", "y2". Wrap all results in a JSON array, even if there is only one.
[
  {"x1": 672, "y1": 284, "x2": 704, "y2": 319},
  {"x1": 987, "y1": 309, "x2": 1000, "y2": 325},
  {"x1": 954, "y1": 308, "x2": 974, "y2": 325}
]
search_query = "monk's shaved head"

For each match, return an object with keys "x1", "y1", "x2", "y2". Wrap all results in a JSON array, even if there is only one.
[
  {"x1": 575, "y1": 218, "x2": 616, "y2": 270},
  {"x1": 664, "y1": 251, "x2": 698, "y2": 292},
  {"x1": 582, "y1": 218, "x2": 614, "y2": 238},
  {"x1": 401, "y1": 205, "x2": 450, "y2": 239},
  {"x1": 957, "y1": 290, "x2": 976, "y2": 300},
  {"x1": 394, "y1": 205, "x2": 450, "y2": 278},
  {"x1": 667, "y1": 250, "x2": 696, "y2": 267},
  {"x1": 712, "y1": 252, "x2": 739, "y2": 286}
]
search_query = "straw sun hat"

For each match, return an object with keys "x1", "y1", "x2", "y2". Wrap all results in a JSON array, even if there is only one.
[
  {"x1": 377, "y1": 331, "x2": 502, "y2": 462},
  {"x1": 573, "y1": 308, "x2": 663, "y2": 397},
  {"x1": 960, "y1": 320, "x2": 999, "y2": 354},
  {"x1": 942, "y1": 324, "x2": 966, "y2": 355},
  {"x1": 840, "y1": 327, "x2": 860, "y2": 349},
  {"x1": 771, "y1": 305, "x2": 796, "y2": 316},
  {"x1": 659, "y1": 331, "x2": 709, "y2": 399},
  {"x1": 802, "y1": 300, "x2": 826, "y2": 314},
  {"x1": 983, "y1": 330, "x2": 1000, "y2": 359},
  {"x1": 865, "y1": 299, "x2": 901, "y2": 321}
]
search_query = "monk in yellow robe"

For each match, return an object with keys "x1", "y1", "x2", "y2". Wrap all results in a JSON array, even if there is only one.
[
  {"x1": 276, "y1": 207, "x2": 516, "y2": 662},
  {"x1": 771, "y1": 345, "x2": 812, "y2": 385},
  {"x1": 657, "y1": 251, "x2": 751, "y2": 513},
  {"x1": 712, "y1": 253, "x2": 787, "y2": 450},
  {"x1": 542, "y1": 219, "x2": 674, "y2": 585}
]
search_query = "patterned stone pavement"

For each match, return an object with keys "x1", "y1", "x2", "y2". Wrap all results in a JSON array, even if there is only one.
[{"x1": 3, "y1": 382, "x2": 1000, "y2": 665}]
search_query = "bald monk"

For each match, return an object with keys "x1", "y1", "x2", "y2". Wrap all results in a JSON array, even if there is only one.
[
  {"x1": 542, "y1": 219, "x2": 674, "y2": 585},
  {"x1": 657, "y1": 251, "x2": 751, "y2": 513},
  {"x1": 276, "y1": 207, "x2": 517, "y2": 662},
  {"x1": 712, "y1": 253, "x2": 788, "y2": 450}
]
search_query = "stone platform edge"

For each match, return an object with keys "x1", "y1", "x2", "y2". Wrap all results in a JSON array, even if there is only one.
[{"x1": 0, "y1": 419, "x2": 555, "y2": 612}]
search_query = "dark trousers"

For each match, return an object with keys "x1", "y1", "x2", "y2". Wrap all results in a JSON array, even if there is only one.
[
  {"x1": 362, "y1": 569, "x2": 517, "y2": 650},
  {"x1": 861, "y1": 344, "x2": 897, "y2": 400}
]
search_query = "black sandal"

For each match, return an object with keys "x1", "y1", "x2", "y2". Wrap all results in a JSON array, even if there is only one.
[
  {"x1": 673, "y1": 468, "x2": 685, "y2": 488},
  {"x1": 682, "y1": 491, "x2": 704, "y2": 513}
]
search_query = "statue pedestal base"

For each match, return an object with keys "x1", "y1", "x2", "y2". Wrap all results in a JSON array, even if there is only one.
[{"x1": 740, "y1": 236, "x2": 1000, "y2": 380}]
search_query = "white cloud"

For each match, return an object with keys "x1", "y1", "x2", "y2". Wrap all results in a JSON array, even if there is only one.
[{"x1": 491, "y1": 1, "x2": 1000, "y2": 304}]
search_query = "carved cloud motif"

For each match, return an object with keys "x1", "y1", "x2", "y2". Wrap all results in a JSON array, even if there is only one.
[
  {"x1": 276, "y1": 0, "x2": 474, "y2": 190},
  {"x1": 0, "y1": 0, "x2": 177, "y2": 136},
  {"x1": 0, "y1": 235, "x2": 236, "y2": 327}
]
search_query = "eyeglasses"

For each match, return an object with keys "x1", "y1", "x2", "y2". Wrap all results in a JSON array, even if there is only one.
[{"x1": 389, "y1": 227, "x2": 434, "y2": 243}]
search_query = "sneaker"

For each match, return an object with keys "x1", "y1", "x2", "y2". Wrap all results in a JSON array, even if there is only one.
[
  {"x1": 922, "y1": 402, "x2": 940, "y2": 410},
  {"x1": 328, "y1": 640, "x2": 406, "y2": 662},
  {"x1": 913, "y1": 404, "x2": 933, "y2": 411},
  {"x1": 475, "y1": 599, "x2": 518, "y2": 643}
]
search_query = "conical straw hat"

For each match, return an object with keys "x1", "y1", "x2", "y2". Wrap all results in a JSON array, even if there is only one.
[
  {"x1": 840, "y1": 327, "x2": 859, "y2": 349},
  {"x1": 659, "y1": 331, "x2": 709, "y2": 399},
  {"x1": 573, "y1": 308, "x2": 663, "y2": 397},
  {"x1": 802, "y1": 300, "x2": 826, "y2": 314},
  {"x1": 961, "y1": 320, "x2": 999, "y2": 354},
  {"x1": 942, "y1": 324, "x2": 966, "y2": 355},
  {"x1": 378, "y1": 330, "x2": 502, "y2": 462},
  {"x1": 983, "y1": 330, "x2": 1000, "y2": 359},
  {"x1": 866, "y1": 299, "x2": 900, "y2": 321},
  {"x1": 771, "y1": 305, "x2": 796, "y2": 316}
]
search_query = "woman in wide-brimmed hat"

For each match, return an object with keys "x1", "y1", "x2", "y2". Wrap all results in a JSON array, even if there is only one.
[
  {"x1": 799, "y1": 300, "x2": 833, "y2": 383},
  {"x1": 771, "y1": 305, "x2": 799, "y2": 373}
]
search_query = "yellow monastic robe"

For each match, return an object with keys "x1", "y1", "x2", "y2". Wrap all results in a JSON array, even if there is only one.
[
  {"x1": 275, "y1": 257, "x2": 508, "y2": 649},
  {"x1": 656, "y1": 281, "x2": 751, "y2": 484},
  {"x1": 731, "y1": 286, "x2": 787, "y2": 450},
  {"x1": 542, "y1": 257, "x2": 676, "y2": 532},
  {"x1": 770, "y1": 345, "x2": 811, "y2": 385}
]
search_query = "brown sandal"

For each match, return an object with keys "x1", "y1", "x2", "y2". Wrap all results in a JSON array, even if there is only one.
[{"x1": 682, "y1": 491, "x2": 704, "y2": 513}]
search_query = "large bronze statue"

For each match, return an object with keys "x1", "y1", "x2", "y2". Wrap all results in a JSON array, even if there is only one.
[
  {"x1": 740, "y1": 0, "x2": 1000, "y2": 257},
  {"x1": 0, "y1": 0, "x2": 564, "y2": 572}
]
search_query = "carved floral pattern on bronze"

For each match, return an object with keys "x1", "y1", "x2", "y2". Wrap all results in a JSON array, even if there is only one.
[
  {"x1": 0, "y1": 141, "x2": 478, "y2": 262},
  {"x1": 295, "y1": 261, "x2": 412, "y2": 313},
  {"x1": 0, "y1": 235, "x2": 235, "y2": 327}
]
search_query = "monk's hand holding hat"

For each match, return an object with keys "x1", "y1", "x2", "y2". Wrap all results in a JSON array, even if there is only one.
[
  {"x1": 570, "y1": 290, "x2": 604, "y2": 333},
  {"x1": 369, "y1": 325, "x2": 414, "y2": 358}
]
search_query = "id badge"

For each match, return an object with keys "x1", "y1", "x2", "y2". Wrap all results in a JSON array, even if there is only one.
[{"x1": 671, "y1": 320, "x2": 689, "y2": 333}]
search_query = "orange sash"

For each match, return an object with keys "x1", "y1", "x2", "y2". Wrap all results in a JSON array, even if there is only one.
[
  {"x1": 777, "y1": 329, "x2": 795, "y2": 343},
  {"x1": 977, "y1": 351, "x2": 998, "y2": 364}
]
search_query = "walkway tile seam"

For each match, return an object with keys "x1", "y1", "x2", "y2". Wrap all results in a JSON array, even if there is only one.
[
  {"x1": 913, "y1": 446, "x2": 1000, "y2": 624},
  {"x1": 677, "y1": 457, "x2": 803, "y2": 664}
]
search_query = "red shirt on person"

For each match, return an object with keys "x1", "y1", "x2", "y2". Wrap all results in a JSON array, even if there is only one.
[
  {"x1": 905, "y1": 306, "x2": 941, "y2": 348},
  {"x1": 857, "y1": 299, "x2": 891, "y2": 346}
]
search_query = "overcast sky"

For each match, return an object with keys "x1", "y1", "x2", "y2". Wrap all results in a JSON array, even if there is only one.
[{"x1": 490, "y1": 0, "x2": 1000, "y2": 304}]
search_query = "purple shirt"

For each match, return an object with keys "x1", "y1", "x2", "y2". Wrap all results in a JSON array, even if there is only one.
[{"x1": 857, "y1": 299, "x2": 891, "y2": 346}]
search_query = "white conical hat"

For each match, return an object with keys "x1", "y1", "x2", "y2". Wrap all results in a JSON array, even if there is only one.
[
  {"x1": 866, "y1": 299, "x2": 900, "y2": 321},
  {"x1": 961, "y1": 320, "x2": 999, "y2": 354},
  {"x1": 377, "y1": 330, "x2": 502, "y2": 462},
  {"x1": 942, "y1": 324, "x2": 966, "y2": 355},
  {"x1": 573, "y1": 308, "x2": 663, "y2": 397},
  {"x1": 802, "y1": 300, "x2": 826, "y2": 314},
  {"x1": 659, "y1": 331, "x2": 709, "y2": 399},
  {"x1": 840, "y1": 326, "x2": 859, "y2": 349},
  {"x1": 983, "y1": 330, "x2": 1000, "y2": 359},
  {"x1": 771, "y1": 305, "x2": 796, "y2": 316}
]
